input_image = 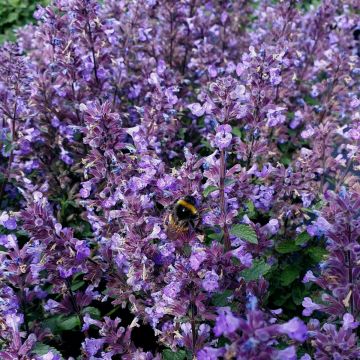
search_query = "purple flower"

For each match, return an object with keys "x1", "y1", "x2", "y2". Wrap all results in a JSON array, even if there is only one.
[
  {"x1": 163, "y1": 282, "x2": 182, "y2": 299},
  {"x1": 266, "y1": 107, "x2": 286, "y2": 127},
  {"x1": 303, "y1": 270, "x2": 317, "y2": 283},
  {"x1": 300, "y1": 355, "x2": 312, "y2": 360},
  {"x1": 278, "y1": 318, "x2": 307, "y2": 342},
  {"x1": 269, "y1": 67, "x2": 282, "y2": 85},
  {"x1": 4, "y1": 218, "x2": 17, "y2": 230},
  {"x1": 301, "y1": 125, "x2": 315, "y2": 139},
  {"x1": 342, "y1": 313, "x2": 359, "y2": 330},
  {"x1": 0, "y1": 212, "x2": 17, "y2": 230},
  {"x1": 232, "y1": 246, "x2": 253, "y2": 267},
  {"x1": 302, "y1": 297, "x2": 321, "y2": 316},
  {"x1": 189, "y1": 249, "x2": 207, "y2": 271},
  {"x1": 264, "y1": 219, "x2": 279, "y2": 235},
  {"x1": 188, "y1": 103, "x2": 205, "y2": 117},
  {"x1": 214, "y1": 124, "x2": 232, "y2": 149},
  {"x1": 274, "y1": 346, "x2": 296, "y2": 360},
  {"x1": 214, "y1": 307, "x2": 240, "y2": 336},
  {"x1": 75, "y1": 240, "x2": 91, "y2": 261},
  {"x1": 307, "y1": 216, "x2": 333, "y2": 237},
  {"x1": 202, "y1": 270, "x2": 220, "y2": 293},
  {"x1": 82, "y1": 338, "x2": 104, "y2": 356},
  {"x1": 39, "y1": 352, "x2": 62, "y2": 360},
  {"x1": 197, "y1": 347, "x2": 225, "y2": 360}
]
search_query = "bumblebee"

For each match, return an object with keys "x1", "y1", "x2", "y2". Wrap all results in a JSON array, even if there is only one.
[{"x1": 165, "y1": 196, "x2": 199, "y2": 239}]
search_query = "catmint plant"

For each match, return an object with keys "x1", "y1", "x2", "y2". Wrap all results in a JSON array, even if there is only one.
[{"x1": 0, "y1": 0, "x2": 359, "y2": 359}]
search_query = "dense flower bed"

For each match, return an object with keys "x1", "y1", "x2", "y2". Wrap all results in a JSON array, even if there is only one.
[{"x1": 0, "y1": 0, "x2": 360, "y2": 359}]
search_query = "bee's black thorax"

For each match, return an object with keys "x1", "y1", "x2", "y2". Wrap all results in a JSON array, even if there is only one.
[
  {"x1": 165, "y1": 196, "x2": 199, "y2": 237},
  {"x1": 174, "y1": 196, "x2": 198, "y2": 221},
  {"x1": 175, "y1": 203, "x2": 197, "y2": 221}
]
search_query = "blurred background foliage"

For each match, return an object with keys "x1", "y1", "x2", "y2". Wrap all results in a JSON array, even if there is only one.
[
  {"x1": 0, "y1": 0, "x2": 323, "y2": 44},
  {"x1": 0, "y1": 0, "x2": 49, "y2": 43}
]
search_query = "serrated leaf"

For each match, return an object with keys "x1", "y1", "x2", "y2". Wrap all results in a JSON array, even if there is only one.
[
  {"x1": 203, "y1": 185, "x2": 218, "y2": 197},
  {"x1": 275, "y1": 240, "x2": 299, "y2": 254},
  {"x1": 306, "y1": 246, "x2": 327, "y2": 263},
  {"x1": 162, "y1": 349, "x2": 187, "y2": 360},
  {"x1": 295, "y1": 232, "x2": 311, "y2": 246},
  {"x1": 211, "y1": 290, "x2": 233, "y2": 306},
  {"x1": 33, "y1": 343, "x2": 63, "y2": 359},
  {"x1": 240, "y1": 259, "x2": 271, "y2": 281},
  {"x1": 230, "y1": 224, "x2": 258, "y2": 244}
]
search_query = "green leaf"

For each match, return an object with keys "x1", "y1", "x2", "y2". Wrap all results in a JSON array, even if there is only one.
[
  {"x1": 82, "y1": 306, "x2": 101, "y2": 320},
  {"x1": 162, "y1": 349, "x2": 187, "y2": 360},
  {"x1": 295, "y1": 232, "x2": 311, "y2": 246},
  {"x1": 275, "y1": 240, "x2": 300, "y2": 254},
  {"x1": 6, "y1": 132, "x2": 12, "y2": 141},
  {"x1": 224, "y1": 178, "x2": 236, "y2": 186},
  {"x1": 71, "y1": 280, "x2": 85, "y2": 291},
  {"x1": 273, "y1": 291, "x2": 292, "y2": 307},
  {"x1": 5, "y1": 12, "x2": 19, "y2": 24},
  {"x1": 244, "y1": 200, "x2": 256, "y2": 219},
  {"x1": 240, "y1": 259, "x2": 271, "y2": 281},
  {"x1": 15, "y1": 229, "x2": 28, "y2": 237},
  {"x1": 33, "y1": 343, "x2": 63, "y2": 359},
  {"x1": 203, "y1": 185, "x2": 218, "y2": 197},
  {"x1": 231, "y1": 126, "x2": 242, "y2": 137},
  {"x1": 306, "y1": 246, "x2": 327, "y2": 263},
  {"x1": 4, "y1": 141, "x2": 14, "y2": 155},
  {"x1": 279, "y1": 266, "x2": 301, "y2": 286},
  {"x1": 303, "y1": 94, "x2": 319, "y2": 106},
  {"x1": 230, "y1": 224, "x2": 258, "y2": 244},
  {"x1": 211, "y1": 290, "x2": 233, "y2": 306},
  {"x1": 200, "y1": 139, "x2": 212, "y2": 149},
  {"x1": 280, "y1": 155, "x2": 291, "y2": 166},
  {"x1": 207, "y1": 231, "x2": 223, "y2": 241},
  {"x1": 105, "y1": 305, "x2": 121, "y2": 317},
  {"x1": 57, "y1": 315, "x2": 80, "y2": 331},
  {"x1": 292, "y1": 285, "x2": 307, "y2": 306}
]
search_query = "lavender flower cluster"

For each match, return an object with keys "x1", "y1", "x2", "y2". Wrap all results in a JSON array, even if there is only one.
[{"x1": 0, "y1": 0, "x2": 359, "y2": 359}]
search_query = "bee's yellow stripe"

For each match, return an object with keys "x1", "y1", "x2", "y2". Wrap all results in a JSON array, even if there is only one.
[{"x1": 177, "y1": 199, "x2": 197, "y2": 215}]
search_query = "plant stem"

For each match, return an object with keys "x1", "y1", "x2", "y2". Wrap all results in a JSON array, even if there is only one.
[
  {"x1": 190, "y1": 290, "x2": 197, "y2": 356},
  {"x1": 219, "y1": 149, "x2": 230, "y2": 251},
  {"x1": 181, "y1": 0, "x2": 196, "y2": 75},
  {"x1": 168, "y1": 9, "x2": 174, "y2": 68},
  {"x1": 65, "y1": 279, "x2": 88, "y2": 336},
  {"x1": 0, "y1": 101, "x2": 17, "y2": 205},
  {"x1": 246, "y1": 134, "x2": 255, "y2": 170},
  {"x1": 347, "y1": 249, "x2": 354, "y2": 315},
  {"x1": 20, "y1": 289, "x2": 29, "y2": 334}
]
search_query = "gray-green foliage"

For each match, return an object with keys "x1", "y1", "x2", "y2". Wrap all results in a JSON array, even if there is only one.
[{"x1": 0, "y1": 0, "x2": 49, "y2": 43}]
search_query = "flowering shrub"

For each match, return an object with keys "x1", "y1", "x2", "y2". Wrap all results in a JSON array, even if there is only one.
[{"x1": 0, "y1": 0, "x2": 360, "y2": 359}]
